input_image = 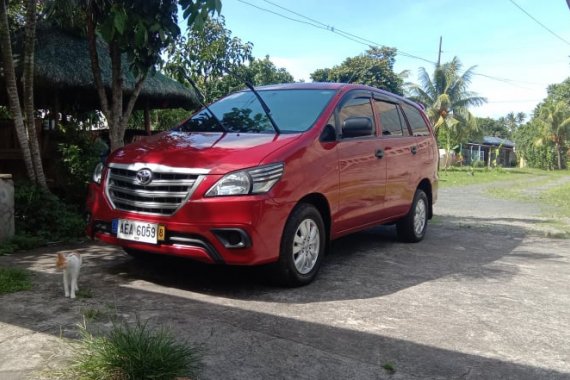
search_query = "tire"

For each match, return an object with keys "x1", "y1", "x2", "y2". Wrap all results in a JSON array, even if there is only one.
[
  {"x1": 274, "y1": 203, "x2": 326, "y2": 286},
  {"x1": 396, "y1": 189, "x2": 428, "y2": 243}
]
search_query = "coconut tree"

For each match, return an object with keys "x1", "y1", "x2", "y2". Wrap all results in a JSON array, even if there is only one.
[
  {"x1": 407, "y1": 57, "x2": 486, "y2": 157},
  {"x1": 537, "y1": 100, "x2": 570, "y2": 169}
]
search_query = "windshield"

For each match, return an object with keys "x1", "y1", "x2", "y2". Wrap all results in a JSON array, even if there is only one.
[{"x1": 177, "y1": 89, "x2": 336, "y2": 133}]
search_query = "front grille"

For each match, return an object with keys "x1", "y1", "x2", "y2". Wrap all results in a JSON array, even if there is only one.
[{"x1": 106, "y1": 164, "x2": 204, "y2": 215}]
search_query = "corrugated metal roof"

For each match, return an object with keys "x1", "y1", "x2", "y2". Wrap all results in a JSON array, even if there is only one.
[{"x1": 482, "y1": 136, "x2": 515, "y2": 148}]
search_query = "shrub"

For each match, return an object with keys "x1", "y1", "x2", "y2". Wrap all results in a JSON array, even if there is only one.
[
  {"x1": 55, "y1": 125, "x2": 106, "y2": 208},
  {"x1": 14, "y1": 182, "x2": 85, "y2": 244},
  {"x1": 71, "y1": 320, "x2": 202, "y2": 380}
]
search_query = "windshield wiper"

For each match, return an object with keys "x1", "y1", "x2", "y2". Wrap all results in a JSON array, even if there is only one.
[
  {"x1": 225, "y1": 69, "x2": 281, "y2": 134},
  {"x1": 185, "y1": 76, "x2": 226, "y2": 132}
]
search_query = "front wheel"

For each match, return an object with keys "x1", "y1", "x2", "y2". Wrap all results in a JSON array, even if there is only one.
[
  {"x1": 396, "y1": 189, "x2": 428, "y2": 243},
  {"x1": 274, "y1": 203, "x2": 326, "y2": 286}
]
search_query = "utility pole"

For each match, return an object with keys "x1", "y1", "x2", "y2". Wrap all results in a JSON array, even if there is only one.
[{"x1": 437, "y1": 36, "x2": 443, "y2": 67}]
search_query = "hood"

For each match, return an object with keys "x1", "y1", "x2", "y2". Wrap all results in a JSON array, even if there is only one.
[{"x1": 108, "y1": 131, "x2": 302, "y2": 174}]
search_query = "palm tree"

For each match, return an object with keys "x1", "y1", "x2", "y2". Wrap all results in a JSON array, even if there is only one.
[
  {"x1": 537, "y1": 101, "x2": 570, "y2": 169},
  {"x1": 407, "y1": 57, "x2": 486, "y2": 146}
]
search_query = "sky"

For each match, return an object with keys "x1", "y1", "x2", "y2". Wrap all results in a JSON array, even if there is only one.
[{"x1": 212, "y1": 0, "x2": 570, "y2": 119}]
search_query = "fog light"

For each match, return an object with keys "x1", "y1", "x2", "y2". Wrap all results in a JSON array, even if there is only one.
[{"x1": 211, "y1": 228, "x2": 251, "y2": 249}]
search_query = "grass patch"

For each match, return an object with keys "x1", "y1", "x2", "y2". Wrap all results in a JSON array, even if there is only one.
[
  {"x1": 438, "y1": 167, "x2": 536, "y2": 188},
  {"x1": 0, "y1": 233, "x2": 47, "y2": 255},
  {"x1": 69, "y1": 319, "x2": 202, "y2": 380},
  {"x1": 0, "y1": 266, "x2": 32, "y2": 294},
  {"x1": 538, "y1": 182, "x2": 570, "y2": 219},
  {"x1": 382, "y1": 362, "x2": 396, "y2": 374},
  {"x1": 81, "y1": 307, "x2": 104, "y2": 321},
  {"x1": 75, "y1": 288, "x2": 93, "y2": 299}
]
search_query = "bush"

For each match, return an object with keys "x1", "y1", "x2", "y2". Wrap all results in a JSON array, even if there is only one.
[
  {"x1": 14, "y1": 182, "x2": 85, "y2": 244},
  {"x1": 71, "y1": 320, "x2": 202, "y2": 380},
  {"x1": 56, "y1": 125, "x2": 106, "y2": 208}
]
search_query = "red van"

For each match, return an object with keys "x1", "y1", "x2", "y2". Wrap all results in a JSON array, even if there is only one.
[{"x1": 86, "y1": 83, "x2": 438, "y2": 285}]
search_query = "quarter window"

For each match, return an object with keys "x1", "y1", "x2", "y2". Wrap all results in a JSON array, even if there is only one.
[{"x1": 402, "y1": 104, "x2": 430, "y2": 136}]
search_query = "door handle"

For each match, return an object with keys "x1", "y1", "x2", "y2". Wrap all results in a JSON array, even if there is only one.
[
  {"x1": 411, "y1": 145, "x2": 417, "y2": 155},
  {"x1": 375, "y1": 148, "x2": 384, "y2": 159}
]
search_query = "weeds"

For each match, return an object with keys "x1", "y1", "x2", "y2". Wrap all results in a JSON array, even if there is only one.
[
  {"x1": 0, "y1": 266, "x2": 32, "y2": 294},
  {"x1": 382, "y1": 362, "x2": 396, "y2": 374},
  {"x1": 70, "y1": 319, "x2": 202, "y2": 380}
]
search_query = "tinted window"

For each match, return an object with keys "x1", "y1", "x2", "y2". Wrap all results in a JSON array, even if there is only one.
[
  {"x1": 375, "y1": 100, "x2": 405, "y2": 137},
  {"x1": 178, "y1": 89, "x2": 336, "y2": 134},
  {"x1": 339, "y1": 97, "x2": 375, "y2": 138},
  {"x1": 401, "y1": 104, "x2": 430, "y2": 136}
]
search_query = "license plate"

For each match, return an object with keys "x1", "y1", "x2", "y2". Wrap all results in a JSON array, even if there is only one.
[{"x1": 115, "y1": 219, "x2": 165, "y2": 244}]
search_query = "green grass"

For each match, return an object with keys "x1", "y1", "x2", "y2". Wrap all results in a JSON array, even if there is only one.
[
  {"x1": 539, "y1": 182, "x2": 570, "y2": 219},
  {"x1": 438, "y1": 167, "x2": 534, "y2": 188},
  {"x1": 0, "y1": 266, "x2": 32, "y2": 294},
  {"x1": 70, "y1": 320, "x2": 202, "y2": 380},
  {"x1": 439, "y1": 167, "x2": 570, "y2": 189},
  {"x1": 479, "y1": 169, "x2": 570, "y2": 237},
  {"x1": 382, "y1": 362, "x2": 396, "y2": 374},
  {"x1": 75, "y1": 288, "x2": 93, "y2": 299}
]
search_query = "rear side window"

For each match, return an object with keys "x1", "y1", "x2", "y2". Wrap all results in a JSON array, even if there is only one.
[
  {"x1": 401, "y1": 104, "x2": 431, "y2": 136},
  {"x1": 375, "y1": 100, "x2": 407, "y2": 137}
]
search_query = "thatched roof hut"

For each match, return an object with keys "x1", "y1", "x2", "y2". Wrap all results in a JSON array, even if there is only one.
[{"x1": 0, "y1": 25, "x2": 198, "y2": 112}]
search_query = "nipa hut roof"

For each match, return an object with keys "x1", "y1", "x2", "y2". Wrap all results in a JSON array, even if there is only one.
[{"x1": 0, "y1": 25, "x2": 198, "y2": 111}]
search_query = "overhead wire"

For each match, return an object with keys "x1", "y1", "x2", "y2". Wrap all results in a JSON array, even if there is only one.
[
  {"x1": 508, "y1": 0, "x2": 570, "y2": 46},
  {"x1": 236, "y1": 0, "x2": 557, "y2": 89}
]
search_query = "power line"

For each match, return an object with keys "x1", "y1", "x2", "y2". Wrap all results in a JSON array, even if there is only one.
[
  {"x1": 236, "y1": 0, "x2": 557, "y2": 89},
  {"x1": 238, "y1": 0, "x2": 436, "y2": 64},
  {"x1": 261, "y1": 0, "x2": 436, "y2": 64},
  {"x1": 472, "y1": 73, "x2": 545, "y2": 88},
  {"x1": 508, "y1": 0, "x2": 570, "y2": 46}
]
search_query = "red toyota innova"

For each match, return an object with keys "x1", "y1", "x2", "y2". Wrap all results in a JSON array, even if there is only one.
[{"x1": 86, "y1": 83, "x2": 438, "y2": 286}]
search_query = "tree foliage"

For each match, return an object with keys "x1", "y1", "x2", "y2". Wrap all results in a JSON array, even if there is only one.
[
  {"x1": 164, "y1": 16, "x2": 253, "y2": 103},
  {"x1": 158, "y1": 16, "x2": 293, "y2": 129},
  {"x1": 514, "y1": 120, "x2": 557, "y2": 170},
  {"x1": 515, "y1": 77, "x2": 570, "y2": 170},
  {"x1": 407, "y1": 57, "x2": 486, "y2": 151},
  {"x1": 310, "y1": 47, "x2": 403, "y2": 95},
  {"x1": 48, "y1": 0, "x2": 221, "y2": 151}
]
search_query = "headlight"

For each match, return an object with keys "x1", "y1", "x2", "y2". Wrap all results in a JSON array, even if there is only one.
[
  {"x1": 92, "y1": 162, "x2": 104, "y2": 184},
  {"x1": 206, "y1": 163, "x2": 284, "y2": 197}
]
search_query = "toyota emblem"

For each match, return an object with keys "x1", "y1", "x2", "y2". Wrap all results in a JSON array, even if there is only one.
[{"x1": 135, "y1": 169, "x2": 153, "y2": 185}]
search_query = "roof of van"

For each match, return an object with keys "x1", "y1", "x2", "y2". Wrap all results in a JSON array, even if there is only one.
[{"x1": 253, "y1": 82, "x2": 421, "y2": 109}]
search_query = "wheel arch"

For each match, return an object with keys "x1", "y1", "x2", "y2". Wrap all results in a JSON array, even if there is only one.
[
  {"x1": 417, "y1": 179, "x2": 433, "y2": 219},
  {"x1": 295, "y1": 193, "x2": 332, "y2": 247}
]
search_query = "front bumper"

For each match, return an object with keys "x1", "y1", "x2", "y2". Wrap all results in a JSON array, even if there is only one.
[{"x1": 86, "y1": 182, "x2": 291, "y2": 265}]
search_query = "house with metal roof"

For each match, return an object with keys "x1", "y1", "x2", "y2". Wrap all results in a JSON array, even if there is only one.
[{"x1": 462, "y1": 136, "x2": 516, "y2": 167}]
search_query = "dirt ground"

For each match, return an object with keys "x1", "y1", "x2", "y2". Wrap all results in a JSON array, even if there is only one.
[{"x1": 1, "y1": 177, "x2": 570, "y2": 379}]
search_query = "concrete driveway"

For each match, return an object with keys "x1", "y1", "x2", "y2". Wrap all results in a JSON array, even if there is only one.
[{"x1": 1, "y1": 178, "x2": 569, "y2": 379}]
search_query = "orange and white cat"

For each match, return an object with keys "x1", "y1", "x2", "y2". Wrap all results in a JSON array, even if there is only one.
[{"x1": 56, "y1": 252, "x2": 82, "y2": 299}]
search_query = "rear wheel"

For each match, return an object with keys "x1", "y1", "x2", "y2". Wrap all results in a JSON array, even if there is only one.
[
  {"x1": 396, "y1": 189, "x2": 428, "y2": 243},
  {"x1": 274, "y1": 203, "x2": 325, "y2": 286}
]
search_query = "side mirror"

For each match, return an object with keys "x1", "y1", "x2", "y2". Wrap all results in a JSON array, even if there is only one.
[
  {"x1": 342, "y1": 117, "x2": 373, "y2": 138},
  {"x1": 320, "y1": 124, "x2": 337, "y2": 142}
]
